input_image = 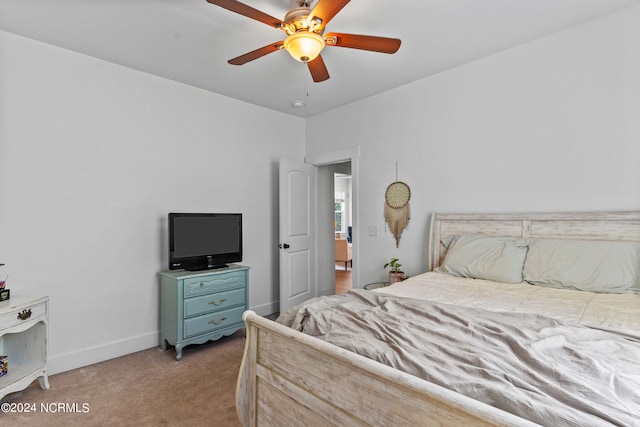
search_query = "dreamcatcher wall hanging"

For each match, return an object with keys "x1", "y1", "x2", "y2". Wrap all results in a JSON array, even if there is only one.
[{"x1": 384, "y1": 163, "x2": 411, "y2": 248}]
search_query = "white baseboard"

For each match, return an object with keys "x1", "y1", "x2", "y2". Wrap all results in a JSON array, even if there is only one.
[
  {"x1": 49, "y1": 302, "x2": 280, "y2": 375},
  {"x1": 249, "y1": 301, "x2": 279, "y2": 317},
  {"x1": 318, "y1": 288, "x2": 333, "y2": 297},
  {"x1": 48, "y1": 331, "x2": 159, "y2": 375}
]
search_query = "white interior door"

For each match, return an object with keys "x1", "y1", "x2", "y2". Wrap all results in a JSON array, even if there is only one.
[{"x1": 279, "y1": 158, "x2": 317, "y2": 312}]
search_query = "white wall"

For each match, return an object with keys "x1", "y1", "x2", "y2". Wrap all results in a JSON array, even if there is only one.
[
  {"x1": 0, "y1": 31, "x2": 305, "y2": 373},
  {"x1": 306, "y1": 6, "x2": 640, "y2": 285}
]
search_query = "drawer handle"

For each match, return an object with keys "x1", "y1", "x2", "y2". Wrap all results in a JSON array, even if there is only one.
[
  {"x1": 208, "y1": 317, "x2": 227, "y2": 325},
  {"x1": 208, "y1": 298, "x2": 227, "y2": 306},
  {"x1": 17, "y1": 309, "x2": 32, "y2": 320}
]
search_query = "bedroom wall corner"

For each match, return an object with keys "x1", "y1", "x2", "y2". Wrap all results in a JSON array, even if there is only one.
[
  {"x1": 0, "y1": 30, "x2": 305, "y2": 374},
  {"x1": 304, "y1": 5, "x2": 640, "y2": 287}
]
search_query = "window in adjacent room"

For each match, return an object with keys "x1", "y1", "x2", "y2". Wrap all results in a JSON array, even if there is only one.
[{"x1": 335, "y1": 198, "x2": 345, "y2": 234}]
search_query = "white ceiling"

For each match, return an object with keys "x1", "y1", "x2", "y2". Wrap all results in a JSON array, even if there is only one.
[{"x1": 1, "y1": 0, "x2": 639, "y2": 118}]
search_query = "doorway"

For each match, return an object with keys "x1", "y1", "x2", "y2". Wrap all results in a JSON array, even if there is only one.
[
  {"x1": 306, "y1": 146, "x2": 359, "y2": 298},
  {"x1": 334, "y1": 164, "x2": 352, "y2": 293}
]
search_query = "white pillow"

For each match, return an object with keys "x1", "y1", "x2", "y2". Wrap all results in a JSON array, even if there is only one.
[
  {"x1": 435, "y1": 235, "x2": 529, "y2": 284},
  {"x1": 523, "y1": 238, "x2": 640, "y2": 294}
]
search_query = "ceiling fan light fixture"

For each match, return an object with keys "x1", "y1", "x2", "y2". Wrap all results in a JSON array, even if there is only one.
[{"x1": 283, "y1": 32, "x2": 325, "y2": 62}]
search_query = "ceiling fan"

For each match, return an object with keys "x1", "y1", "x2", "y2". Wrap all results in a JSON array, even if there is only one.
[{"x1": 206, "y1": 0, "x2": 401, "y2": 82}]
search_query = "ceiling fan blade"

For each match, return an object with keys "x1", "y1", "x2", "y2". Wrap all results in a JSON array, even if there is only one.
[
  {"x1": 308, "y1": 0, "x2": 350, "y2": 30},
  {"x1": 307, "y1": 55, "x2": 330, "y2": 82},
  {"x1": 228, "y1": 42, "x2": 283, "y2": 65},
  {"x1": 325, "y1": 32, "x2": 401, "y2": 54},
  {"x1": 206, "y1": 0, "x2": 286, "y2": 29}
]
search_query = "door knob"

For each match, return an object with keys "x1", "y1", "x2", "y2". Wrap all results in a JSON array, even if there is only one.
[{"x1": 279, "y1": 243, "x2": 290, "y2": 249}]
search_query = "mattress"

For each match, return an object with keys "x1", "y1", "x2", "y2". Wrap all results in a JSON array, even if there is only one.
[{"x1": 373, "y1": 271, "x2": 640, "y2": 341}]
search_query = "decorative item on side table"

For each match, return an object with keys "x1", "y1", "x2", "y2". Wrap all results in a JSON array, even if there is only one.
[
  {"x1": 0, "y1": 355, "x2": 7, "y2": 377},
  {"x1": 384, "y1": 257, "x2": 406, "y2": 284},
  {"x1": 0, "y1": 264, "x2": 8, "y2": 301}
]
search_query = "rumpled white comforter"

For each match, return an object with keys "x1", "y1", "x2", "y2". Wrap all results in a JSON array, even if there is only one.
[
  {"x1": 278, "y1": 288, "x2": 640, "y2": 427},
  {"x1": 376, "y1": 272, "x2": 640, "y2": 342}
]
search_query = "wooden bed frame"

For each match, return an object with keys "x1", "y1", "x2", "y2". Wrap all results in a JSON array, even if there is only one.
[{"x1": 236, "y1": 211, "x2": 640, "y2": 426}]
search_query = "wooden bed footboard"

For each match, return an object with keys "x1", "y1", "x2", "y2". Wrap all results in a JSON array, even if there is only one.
[{"x1": 236, "y1": 310, "x2": 541, "y2": 427}]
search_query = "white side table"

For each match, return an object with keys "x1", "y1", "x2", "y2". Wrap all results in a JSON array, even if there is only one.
[{"x1": 0, "y1": 295, "x2": 49, "y2": 401}]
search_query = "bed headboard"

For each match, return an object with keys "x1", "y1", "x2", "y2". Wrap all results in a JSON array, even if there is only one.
[{"x1": 428, "y1": 211, "x2": 640, "y2": 271}]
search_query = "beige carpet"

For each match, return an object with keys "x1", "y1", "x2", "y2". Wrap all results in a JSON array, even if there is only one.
[{"x1": 1, "y1": 330, "x2": 245, "y2": 427}]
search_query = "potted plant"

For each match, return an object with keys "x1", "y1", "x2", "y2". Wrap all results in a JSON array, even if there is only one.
[{"x1": 384, "y1": 257, "x2": 405, "y2": 284}]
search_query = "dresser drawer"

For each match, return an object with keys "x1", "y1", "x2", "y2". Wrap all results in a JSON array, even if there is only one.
[
  {"x1": 183, "y1": 306, "x2": 245, "y2": 338},
  {"x1": 0, "y1": 301, "x2": 47, "y2": 332},
  {"x1": 184, "y1": 271, "x2": 246, "y2": 297},
  {"x1": 183, "y1": 288, "x2": 245, "y2": 318}
]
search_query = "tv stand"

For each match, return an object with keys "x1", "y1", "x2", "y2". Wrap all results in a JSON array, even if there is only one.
[{"x1": 159, "y1": 265, "x2": 249, "y2": 361}]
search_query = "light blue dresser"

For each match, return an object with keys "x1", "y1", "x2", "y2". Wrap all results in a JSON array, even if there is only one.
[{"x1": 159, "y1": 265, "x2": 249, "y2": 361}]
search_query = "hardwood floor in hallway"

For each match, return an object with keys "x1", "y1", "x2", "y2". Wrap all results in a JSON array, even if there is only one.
[{"x1": 335, "y1": 263, "x2": 352, "y2": 294}]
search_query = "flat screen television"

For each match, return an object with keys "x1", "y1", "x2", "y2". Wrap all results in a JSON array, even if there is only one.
[{"x1": 168, "y1": 213, "x2": 242, "y2": 271}]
